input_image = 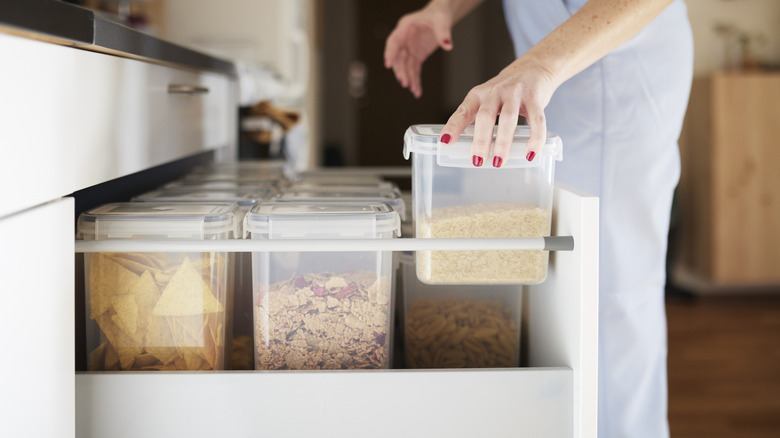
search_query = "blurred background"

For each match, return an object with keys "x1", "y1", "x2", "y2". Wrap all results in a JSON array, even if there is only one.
[{"x1": 65, "y1": 1, "x2": 780, "y2": 436}]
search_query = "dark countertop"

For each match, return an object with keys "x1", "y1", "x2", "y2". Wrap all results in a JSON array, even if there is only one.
[{"x1": 0, "y1": 0, "x2": 236, "y2": 77}]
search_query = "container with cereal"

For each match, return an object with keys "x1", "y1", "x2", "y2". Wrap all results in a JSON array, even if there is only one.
[
  {"x1": 403, "y1": 124, "x2": 563, "y2": 284},
  {"x1": 77, "y1": 202, "x2": 241, "y2": 371},
  {"x1": 244, "y1": 202, "x2": 401, "y2": 370},
  {"x1": 399, "y1": 253, "x2": 522, "y2": 368}
]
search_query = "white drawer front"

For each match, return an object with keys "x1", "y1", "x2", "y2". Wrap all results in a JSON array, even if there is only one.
[{"x1": 0, "y1": 33, "x2": 235, "y2": 217}]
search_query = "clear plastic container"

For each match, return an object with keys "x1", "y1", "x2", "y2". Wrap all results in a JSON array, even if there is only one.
[
  {"x1": 131, "y1": 189, "x2": 277, "y2": 369},
  {"x1": 398, "y1": 253, "x2": 522, "y2": 368},
  {"x1": 403, "y1": 124, "x2": 563, "y2": 285},
  {"x1": 77, "y1": 202, "x2": 241, "y2": 371},
  {"x1": 274, "y1": 187, "x2": 407, "y2": 221},
  {"x1": 189, "y1": 160, "x2": 294, "y2": 180},
  {"x1": 162, "y1": 179, "x2": 281, "y2": 192},
  {"x1": 291, "y1": 170, "x2": 386, "y2": 186},
  {"x1": 244, "y1": 202, "x2": 401, "y2": 370}
]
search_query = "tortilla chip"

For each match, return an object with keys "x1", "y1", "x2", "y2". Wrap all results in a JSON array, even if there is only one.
[
  {"x1": 145, "y1": 315, "x2": 178, "y2": 365},
  {"x1": 133, "y1": 353, "x2": 159, "y2": 369},
  {"x1": 170, "y1": 315, "x2": 204, "y2": 348},
  {"x1": 89, "y1": 254, "x2": 140, "y2": 318},
  {"x1": 132, "y1": 271, "x2": 160, "y2": 336},
  {"x1": 95, "y1": 312, "x2": 143, "y2": 370},
  {"x1": 104, "y1": 342, "x2": 119, "y2": 370},
  {"x1": 152, "y1": 257, "x2": 224, "y2": 316},
  {"x1": 88, "y1": 342, "x2": 107, "y2": 371},
  {"x1": 111, "y1": 294, "x2": 139, "y2": 338},
  {"x1": 180, "y1": 348, "x2": 204, "y2": 370}
]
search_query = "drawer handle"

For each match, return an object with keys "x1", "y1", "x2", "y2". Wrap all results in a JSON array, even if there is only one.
[{"x1": 168, "y1": 84, "x2": 210, "y2": 94}]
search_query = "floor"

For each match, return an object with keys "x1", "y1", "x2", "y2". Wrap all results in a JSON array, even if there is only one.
[{"x1": 666, "y1": 292, "x2": 780, "y2": 437}]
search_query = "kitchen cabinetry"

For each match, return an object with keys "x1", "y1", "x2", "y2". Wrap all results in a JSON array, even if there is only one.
[
  {"x1": 1, "y1": 4, "x2": 598, "y2": 437},
  {"x1": 678, "y1": 72, "x2": 780, "y2": 286}
]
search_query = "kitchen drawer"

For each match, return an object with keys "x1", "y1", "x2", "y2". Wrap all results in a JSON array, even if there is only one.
[
  {"x1": 74, "y1": 185, "x2": 599, "y2": 438},
  {"x1": 0, "y1": 32, "x2": 236, "y2": 217}
]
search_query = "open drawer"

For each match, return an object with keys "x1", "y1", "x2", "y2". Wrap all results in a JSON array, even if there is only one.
[{"x1": 75, "y1": 185, "x2": 598, "y2": 438}]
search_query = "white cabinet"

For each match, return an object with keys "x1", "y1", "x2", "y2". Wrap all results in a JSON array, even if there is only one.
[
  {"x1": 0, "y1": 32, "x2": 236, "y2": 218},
  {"x1": 0, "y1": 198, "x2": 75, "y2": 438}
]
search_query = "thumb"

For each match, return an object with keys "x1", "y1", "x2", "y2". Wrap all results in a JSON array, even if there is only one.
[{"x1": 433, "y1": 22, "x2": 453, "y2": 51}]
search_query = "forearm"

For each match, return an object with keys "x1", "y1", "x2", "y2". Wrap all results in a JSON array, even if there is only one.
[
  {"x1": 523, "y1": 0, "x2": 674, "y2": 88},
  {"x1": 426, "y1": 0, "x2": 487, "y2": 24}
]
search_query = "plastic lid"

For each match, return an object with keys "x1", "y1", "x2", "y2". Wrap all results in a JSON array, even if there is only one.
[
  {"x1": 244, "y1": 201, "x2": 401, "y2": 239},
  {"x1": 77, "y1": 202, "x2": 241, "y2": 240},
  {"x1": 163, "y1": 179, "x2": 280, "y2": 191},
  {"x1": 132, "y1": 189, "x2": 276, "y2": 207},
  {"x1": 182, "y1": 172, "x2": 282, "y2": 183},
  {"x1": 274, "y1": 187, "x2": 407, "y2": 220},
  {"x1": 287, "y1": 181, "x2": 396, "y2": 191},
  {"x1": 403, "y1": 124, "x2": 563, "y2": 168}
]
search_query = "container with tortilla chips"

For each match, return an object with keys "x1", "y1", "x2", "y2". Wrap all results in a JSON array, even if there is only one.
[
  {"x1": 244, "y1": 201, "x2": 401, "y2": 370},
  {"x1": 77, "y1": 202, "x2": 240, "y2": 371},
  {"x1": 132, "y1": 189, "x2": 279, "y2": 368}
]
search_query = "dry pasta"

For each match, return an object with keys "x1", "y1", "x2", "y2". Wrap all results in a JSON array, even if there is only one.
[{"x1": 405, "y1": 298, "x2": 518, "y2": 368}]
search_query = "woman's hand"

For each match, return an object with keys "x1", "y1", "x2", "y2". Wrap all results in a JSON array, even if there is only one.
[
  {"x1": 384, "y1": 4, "x2": 454, "y2": 99},
  {"x1": 439, "y1": 56, "x2": 558, "y2": 167}
]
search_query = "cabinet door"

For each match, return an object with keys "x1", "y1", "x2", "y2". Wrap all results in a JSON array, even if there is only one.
[{"x1": 0, "y1": 198, "x2": 74, "y2": 438}]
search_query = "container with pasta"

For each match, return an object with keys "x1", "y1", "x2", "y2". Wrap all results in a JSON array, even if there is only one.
[{"x1": 399, "y1": 253, "x2": 522, "y2": 368}]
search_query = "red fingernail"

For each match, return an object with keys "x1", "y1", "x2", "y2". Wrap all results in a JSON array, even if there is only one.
[
  {"x1": 472, "y1": 155, "x2": 483, "y2": 167},
  {"x1": 493, "y1": 156, "x2": 503, "y2": 168},
  {"x1": 526, "y1": 151, "x2": 536, "y2": 162},
  {"x1": 443, "y1": 39, "x2": 451, "y2": 46},
  {"x1": 440, "y1": 133, "x2": 451, "y2": 144}
]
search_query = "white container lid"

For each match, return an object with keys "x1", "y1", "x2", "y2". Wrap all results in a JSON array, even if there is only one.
[
  {"x1": 163, "y1": 179, "x2": 280, "y2": 191},
  {"x1": 132, "y1": 188, "x2": 276, "y2": 207},
  {"x1": 182, "y1": 172, "x2": 282, "y2": 184},
  {"x1": 77, "y1": 202, "x2": 241, "y2": 240},
  {"x1": 244, "y1": 201, "x2": 401, "y2": 239},
  {"x1": 274, "y1": 187, "x2": 406, "y2": 221},
  {"x1": 403, "y1": 124, "x2": 563, "y2": 167},
  {"x1": 287, "y1": 181, "x2": 397, "y2": 191}
]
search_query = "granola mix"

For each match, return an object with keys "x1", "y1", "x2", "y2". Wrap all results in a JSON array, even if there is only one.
[{"x1": 255, "y1": 270, "x2": 392, "y2": 370}]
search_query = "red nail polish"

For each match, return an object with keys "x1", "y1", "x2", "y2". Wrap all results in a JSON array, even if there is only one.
[
  {"x1": 440, "y1": 133, "x2": 451, "y2": 144},
  {"x1": 493, "y1": 156, "x2": 503, "y2": 168},
  {"x1": 443, "y1": 39, "x2": 451, "y2": 46},
  {"x1": 526, "y1": 151, "x2": 536, "y2": 162},
  {"x1": 472, "y1": 155, "x2": 483, "y2": 167}
]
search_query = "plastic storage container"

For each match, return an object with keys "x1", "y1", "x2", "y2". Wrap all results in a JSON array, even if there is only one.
[
  {"x1": 403, "y1": 124, "x2": 563, "y2": 285},
  {"x1": 244, "y1": 202, "x2": 401, "y2": 370},
  {"x1": 162, "y1": 179, "x2": 281, "y2": 192},
  {"x1": 189, "y1": 160, "x2": 294, "y2": 180},
  {"x1": 274, "y1": 187, "x2": 407, "y2": 221},
  {"x1": 398, "y1": 253, "x2": 522, "y2": 368},
  {"x1": 131, "y1": 189, "x2": 277, "y2": 369},
  {"x1": 77, "y1": 202, "x2": 241, "y2": 371}
]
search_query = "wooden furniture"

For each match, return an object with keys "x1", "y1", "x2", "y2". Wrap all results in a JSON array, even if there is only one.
[{"x1": 678, "y1": 72, "x2": 780, "y2": 287}]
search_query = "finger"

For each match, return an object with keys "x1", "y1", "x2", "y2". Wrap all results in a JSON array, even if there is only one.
[
  {"x1": 471, "y1": 97, "x2": 500, "y2": 167},
  {"x1": 493, "y1": 101, "x2": 520, "y2": 168},
  {"x1": 432, "y1": 21, "x2": 453, "y2": 51},
  {"x1": 409, "y1": 57, "x2": 423, "y2": 98},
  {"x1": 440, "y1": 91, "x2": 480, "y2": 146},
  {"x1": 524, "y1": 104, "x2": 547, "y2": 162},
  {"x1": 393, "y1": 49, "x2": 410, "y2": 89},
  {"x1": 383, "y1": 21, "x2": 408, "y2": 68}
]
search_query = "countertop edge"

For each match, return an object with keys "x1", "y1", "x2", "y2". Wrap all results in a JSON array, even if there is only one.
[{"x1": 0, "y1": 0, "x2": 236, "y2": 77}]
